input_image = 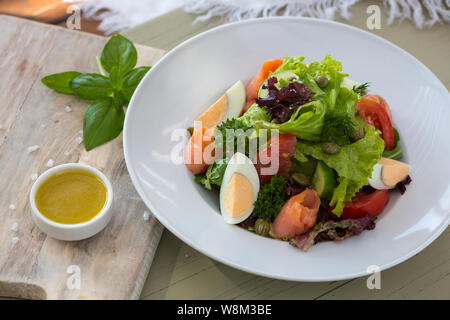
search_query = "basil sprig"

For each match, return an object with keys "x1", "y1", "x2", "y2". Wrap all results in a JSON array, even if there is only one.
[{"x1": 41, "y1": 33, "x2": 150, "y2": 150}]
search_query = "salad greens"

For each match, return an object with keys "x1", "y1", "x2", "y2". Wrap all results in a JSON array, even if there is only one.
[
  {"x1": 195, "y1": 158, "x2": 229, "y2": 190},
  {"x1": 253, "y1": 100, "x2": 326, "y2": 140},
  {"x1": 41, "y1": 34, "x2": 150, "y2": 150},
  {"x1": 320, "y1": 87, "x2": 358, "y2": 145},
  {"x1": 383, "y1": 128, "x2": 403, "y2": 160},
  {"x1": 239, "y1": 104, "x2": 271, "y2": 127},
  {"x1": 296, "y1": 125, "x2": 385, "y2": 215}
]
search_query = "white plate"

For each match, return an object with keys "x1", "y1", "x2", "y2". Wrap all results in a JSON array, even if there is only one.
[{"x1": 124, "y1": 18, "x2": 450, "y2": 281}]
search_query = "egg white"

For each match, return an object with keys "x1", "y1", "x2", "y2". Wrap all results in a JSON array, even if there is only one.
[
  {"x1": 219, "y1": 152, "x2": 260, "y2": 224},
  {"x1": 368, "y1": 163, "x2": 391, "y2": 190}
]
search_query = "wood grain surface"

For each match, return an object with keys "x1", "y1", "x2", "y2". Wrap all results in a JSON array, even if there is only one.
[
  {"x1": 123, "y1": 2, "x2": 450, "y2": 300},
  {"x1": 0, "y1": 14, "x2": 166, "y2": 299}
]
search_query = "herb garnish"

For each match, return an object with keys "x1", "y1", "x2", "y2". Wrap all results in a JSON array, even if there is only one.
[
  {"x1": 41, "y1": 33, "x2": 150, "y2": 150},
  {"x1": 352, "y1": 82, "x2": 370, "y2": 96}
]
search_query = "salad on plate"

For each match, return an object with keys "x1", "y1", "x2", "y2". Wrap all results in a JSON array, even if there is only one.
[{"x1": 184, "y1": 55, "x2": 411, "y2": 251}]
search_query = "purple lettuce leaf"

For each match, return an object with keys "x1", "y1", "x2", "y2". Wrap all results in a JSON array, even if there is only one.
[
  {"x1": 290, "y1": 214, "x2": 377, "y2": 251},
  {"x1": 255, "y1": 77, "x2": 313, "y2": 123}
]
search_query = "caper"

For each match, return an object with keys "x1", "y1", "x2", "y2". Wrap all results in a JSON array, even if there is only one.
[
  {"x1": 352, "y1": 127, "x2": 365, "y2": 141},
  {"x1": 292, "y1": 172, "x2": 310, "y2": 186},
  {"x1": 187, "y1": 126, "x2": 194, "y2": 136},
  {"x1": 254, "y1": 219, "x2": 271, "y2": 237},
  {"x1": 322, "y1": 142, "x2": 340, "y2": 154},
  {"x1": 315, "y1": 75, "x2": 328, "y2": 88}
]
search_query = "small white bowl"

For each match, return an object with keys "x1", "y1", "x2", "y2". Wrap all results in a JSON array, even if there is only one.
[{"x1": 29, "y1": 163, "x2": 113, "y2": 241}]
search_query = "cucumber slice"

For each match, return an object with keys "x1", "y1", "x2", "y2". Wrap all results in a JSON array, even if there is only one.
[
  {"x1": 312, "y1": 161, "x2": 337, "y2": 199},
  {"x1": 290, "y1": 157, "x2": 317, "y2": 179}
]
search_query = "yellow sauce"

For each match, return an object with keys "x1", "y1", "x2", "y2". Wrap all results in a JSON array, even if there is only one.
[
  {"x1": 224, "y1": 173, "x2": 254, "y2": 218},
  {"x1": 35, "y1": 169, "x2": 107, "y2": 224}
]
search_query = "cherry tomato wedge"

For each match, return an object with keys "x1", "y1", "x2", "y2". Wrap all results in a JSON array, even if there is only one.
[
  {"x1": 363, "y1": 94, "x2": 392, "y2": 119},
  {"x1": 356, "y1": 96, "x2": 395, "y2": 150},
  {"x1": 336, "y1": 189, "x2": 390, "y2": 219},
  {"x1": 255, "y1": 134, "x2": 296, "y2": 185}
]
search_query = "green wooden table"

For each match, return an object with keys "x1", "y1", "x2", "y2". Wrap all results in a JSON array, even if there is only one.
[{"x1": 124, "y1": 2, "x2": 450, "y2": 300}]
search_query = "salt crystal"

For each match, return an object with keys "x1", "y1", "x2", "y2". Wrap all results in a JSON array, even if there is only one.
[
  {"x1": 64, "y1": 151, "x2": 71, "y2": 156},
  {"x1": 31, "y1": 173, "x2": 38, "y2": 181},
  {"x1": 41, "y1": 124, "x2": 46, "y2": 128},
  {"x1": 27, "y1": 145, "x2": 40, "y2": 153},
  {"x1": 79, "y1": 130, "x2": 83, "y2": 135},
  {"x1": 184, "y1": 254, "x2": 190, "y2": 259},
  {"x1": 82, "y1": 156, "x2": 89, "y2": 161},
  {"x1": 46, "y1": 159, "x2": 54, "y2": 167},
  {"x1": 9, "y1": 204, "x2": 15, "y2": 210},
  {"x1": 75, "y1": 136, "x2": 83, "y2": 145},
  {"x1": 143, "y1": 210, "x2": 151, "y2": 221},
  {"x1": 65, "y1": 105, "x2": 72, "y2": 113},
  {"x1": 11, "y1": 237, "x2": 20, "y2": 245},
  {"x1": 11, "y1": 222, "x2": 18, "y2": 232},
  {"x1": 0, "y1": 124, "x2": 3, "y2": 129}
]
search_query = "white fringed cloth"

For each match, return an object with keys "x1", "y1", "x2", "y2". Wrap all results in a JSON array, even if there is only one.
[{"x1": 66, "y1": 0, "x2": 450, "y2": 35}]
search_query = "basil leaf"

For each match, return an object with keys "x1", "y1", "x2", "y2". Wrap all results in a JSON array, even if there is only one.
[
  {"x1": 121, "y1": 66, "x2": 150, "y2": 101},
  {"x1": 100, "y1": 33, "x2": 137, "y2": 75},
  {"x1": 83, "y1": 98, "x2": 124, "y2": 150},
  {"x1": 41, "y1": 71, "x2": 82, "y2": 94},
  {"x1": 109, "y1": 66, "x2": 123, "y2": 91},
  {"x1": 70, "y1": 74, "x2": 112, "y2": 100}
]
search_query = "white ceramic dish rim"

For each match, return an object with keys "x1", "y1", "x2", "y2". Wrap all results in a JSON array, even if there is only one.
[
  {"x1": 124, "y1": 17, "x2": 450, "y2": 281},
  {"x1": 29, "y1": 163, "x2": 113, "y2": 230}
]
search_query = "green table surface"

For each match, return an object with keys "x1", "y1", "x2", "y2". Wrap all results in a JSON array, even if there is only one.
[{"x1": 123, "y1": 2, "x2": 450, "y2": 300}]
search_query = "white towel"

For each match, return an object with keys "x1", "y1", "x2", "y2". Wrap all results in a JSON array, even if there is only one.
[{"x1": 67, "y1": 0, "x2": 450, "y2": 35}]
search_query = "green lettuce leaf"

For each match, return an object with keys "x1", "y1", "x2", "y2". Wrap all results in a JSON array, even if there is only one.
[
  {"x1": 382, "y1": 128, "x2": 403, "y2": 160},
  {"x1": 276, "y1": 54, "x2": 347, "y2": 111},
  {"x1": 296, "y1": 125, "x2": 385, "y2": 216},
  {"x1": 239, "y1": 103, "x2": 270, "y2": 127},
  {"x1": 195, "y1": 158, "x2": 228, "y2": 190},
  {"x1": 320, "y1": 87, "x2": 358, "y2": 145},
  {"x1": 307, "y1": 55, "x2": 347, "y2": 111},
  {"x1": 253, "y1": 100, "x2": 326, "y2": 141}
]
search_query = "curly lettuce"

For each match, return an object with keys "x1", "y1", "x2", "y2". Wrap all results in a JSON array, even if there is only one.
[
  {"x1": 253, "y1": 55, "x2": 355, "y2": 141},
  {"x1": 276, "y1": 54, "x2": 347, "y2": 111},
  {"x1": 320, "y1": 87, "x2": 359, "y2": 145},
  {"x1": 239, "y1": 103, "x2": 270, "y2": 127},
  {"x1": 195, "y1": 157, "x2": 228, "y2": 190},
  {"x1": 253, "y1": 100, "x2": 326, "y2": 141},
  {"x1": 295, "y1": 125, "x2": 385, "y2": 216}
]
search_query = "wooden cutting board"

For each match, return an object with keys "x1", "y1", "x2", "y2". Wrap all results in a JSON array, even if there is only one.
[{"x1": 0, "y1": 15, "x2": 166, "y2": 300}]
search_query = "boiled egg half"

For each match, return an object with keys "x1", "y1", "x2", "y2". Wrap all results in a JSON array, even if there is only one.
[
  {"x1": 220, "y1": 152, "x2": 260, "y2": 224},
  {"x1": 368, "y1": 158, "x2": 411, "y2": 190},
  {"x1": 196, "y1": 80, "x2": 246, "y2": 128}
]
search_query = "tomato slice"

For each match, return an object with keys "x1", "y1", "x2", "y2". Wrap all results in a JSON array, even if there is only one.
[
  {"x1": 356, "y1": 96, "x2": 394, "y2": 150},
  {"x1": 363, "y1": 94, "x2": 392, "y2": 120},
  {"x1": 255, "y1": 134, "x2": 296, "y2": 185},
  {"x1": 337, "y1": 190, "x2": 389, "y2": 219}
]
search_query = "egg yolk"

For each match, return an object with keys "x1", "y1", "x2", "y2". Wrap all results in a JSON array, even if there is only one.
[
  {"x1": 224, "y1": 173, "x2": 254, "y2": 218},
  {"x1": 379, "y1": 158, "x2": 410, "y2": 187}
]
